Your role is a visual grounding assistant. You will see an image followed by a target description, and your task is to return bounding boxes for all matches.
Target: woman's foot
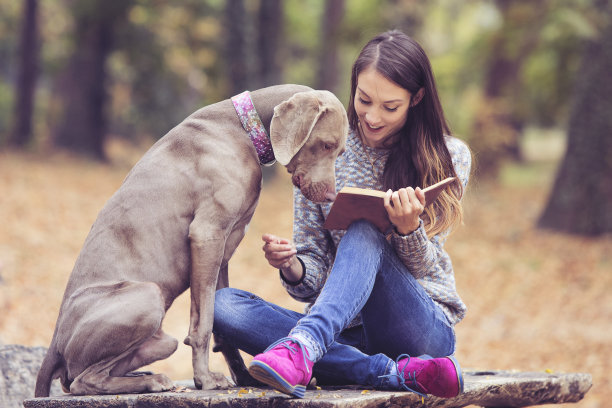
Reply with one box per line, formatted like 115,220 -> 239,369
248,337 -> 314,398
389,354 -> 464,398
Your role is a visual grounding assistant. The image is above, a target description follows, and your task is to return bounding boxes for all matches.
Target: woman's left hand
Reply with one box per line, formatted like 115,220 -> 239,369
383,187 -> 426,235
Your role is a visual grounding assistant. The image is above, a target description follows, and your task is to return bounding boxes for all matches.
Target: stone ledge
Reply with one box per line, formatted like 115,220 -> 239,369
23,370 -> 592,408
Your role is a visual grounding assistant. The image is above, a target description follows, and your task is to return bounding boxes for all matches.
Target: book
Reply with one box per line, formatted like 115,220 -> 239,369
323,177 -> 457,232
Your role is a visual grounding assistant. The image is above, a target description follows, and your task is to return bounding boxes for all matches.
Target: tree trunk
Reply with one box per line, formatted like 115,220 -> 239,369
256,0 -> 283,88
224,0 -> 249,95
316,0 -> 344,93
538,0 -> 612,235
10,0 -> 39,147
53,1 -> 130,159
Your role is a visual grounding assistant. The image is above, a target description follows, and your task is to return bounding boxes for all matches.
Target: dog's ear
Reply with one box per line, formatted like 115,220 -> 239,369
270,91 -> 327,165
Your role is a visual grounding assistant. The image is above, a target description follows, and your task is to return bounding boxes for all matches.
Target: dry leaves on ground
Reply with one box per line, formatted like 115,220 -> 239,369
0,141 -> 609,407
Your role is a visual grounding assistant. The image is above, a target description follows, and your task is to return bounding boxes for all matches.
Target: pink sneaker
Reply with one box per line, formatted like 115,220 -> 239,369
248,337 -> 314,398
392,354 -> 464,398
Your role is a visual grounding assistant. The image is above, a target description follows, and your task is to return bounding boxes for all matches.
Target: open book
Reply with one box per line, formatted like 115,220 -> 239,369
323,177 -> 457,232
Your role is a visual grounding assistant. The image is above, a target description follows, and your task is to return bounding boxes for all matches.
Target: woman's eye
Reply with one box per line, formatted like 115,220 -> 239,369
385,106 -> 399,112
359,98 -> 371,105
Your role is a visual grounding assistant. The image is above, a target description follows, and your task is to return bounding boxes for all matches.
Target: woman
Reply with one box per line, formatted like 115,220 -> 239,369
213,30 -> 471,399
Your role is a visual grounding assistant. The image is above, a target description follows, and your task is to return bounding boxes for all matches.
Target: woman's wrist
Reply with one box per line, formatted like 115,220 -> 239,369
280,256 -> 305,285
394,219 -> 422,236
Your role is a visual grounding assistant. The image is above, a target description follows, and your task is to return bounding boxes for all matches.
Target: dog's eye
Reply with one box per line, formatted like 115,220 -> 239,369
323,143 -> 333,151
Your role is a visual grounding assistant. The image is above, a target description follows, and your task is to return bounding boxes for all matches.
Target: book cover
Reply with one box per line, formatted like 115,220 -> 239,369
323,177 -> 457,232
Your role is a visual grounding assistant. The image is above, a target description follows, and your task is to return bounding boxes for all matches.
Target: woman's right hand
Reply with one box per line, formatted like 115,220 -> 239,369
262,233 -> 303,282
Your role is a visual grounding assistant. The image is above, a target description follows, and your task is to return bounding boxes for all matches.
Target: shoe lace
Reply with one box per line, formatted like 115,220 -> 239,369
379,354 -> 427,398
264,336 -> 312,374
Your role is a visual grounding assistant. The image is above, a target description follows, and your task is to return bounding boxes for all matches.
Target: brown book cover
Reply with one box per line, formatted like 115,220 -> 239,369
323,177 -> 457,232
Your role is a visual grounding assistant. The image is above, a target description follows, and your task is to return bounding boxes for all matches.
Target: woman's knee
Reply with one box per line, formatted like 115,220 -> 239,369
213,288 -> 252,333
214,287 -> 239,313
345,220 -> 386,247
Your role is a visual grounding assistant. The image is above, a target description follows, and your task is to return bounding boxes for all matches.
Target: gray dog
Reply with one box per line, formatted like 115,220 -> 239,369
35,84 -> 348,396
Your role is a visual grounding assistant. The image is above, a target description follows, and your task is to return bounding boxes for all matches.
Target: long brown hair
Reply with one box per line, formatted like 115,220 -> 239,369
347,30 -> 466,236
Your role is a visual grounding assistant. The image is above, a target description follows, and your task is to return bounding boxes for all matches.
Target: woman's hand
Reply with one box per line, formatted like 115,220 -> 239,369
261,233 -> 303,282
383,187 -> 426,235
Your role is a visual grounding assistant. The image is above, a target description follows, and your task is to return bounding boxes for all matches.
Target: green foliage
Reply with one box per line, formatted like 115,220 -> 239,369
0,1 -> 19,76
0,0 -> 19,140
282,0 -> 325,87
520,3 -> 596,127
110,0 -> 225,137
336,0 -> 387,103
0,0 -> 604,150
38,1 -> 74,74
0,81 -> 13,142
422,1 -> 501,137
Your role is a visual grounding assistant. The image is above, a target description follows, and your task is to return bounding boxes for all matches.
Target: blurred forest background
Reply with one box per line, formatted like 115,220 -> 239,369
1,0 -> 611,407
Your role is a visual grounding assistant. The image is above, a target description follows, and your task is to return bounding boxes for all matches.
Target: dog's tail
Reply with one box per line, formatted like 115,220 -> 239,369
35,344 -> 66,397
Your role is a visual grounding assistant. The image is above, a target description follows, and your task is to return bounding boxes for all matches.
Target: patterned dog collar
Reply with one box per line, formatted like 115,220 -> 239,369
232,91 -> 276,166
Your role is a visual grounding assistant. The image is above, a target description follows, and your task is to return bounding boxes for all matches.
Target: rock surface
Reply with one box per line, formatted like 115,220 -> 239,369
0,345 -> 62,408
23,369 -> 592,408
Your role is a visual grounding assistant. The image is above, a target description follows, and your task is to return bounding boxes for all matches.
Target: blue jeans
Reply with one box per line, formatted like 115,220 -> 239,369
213,220 -> 456,388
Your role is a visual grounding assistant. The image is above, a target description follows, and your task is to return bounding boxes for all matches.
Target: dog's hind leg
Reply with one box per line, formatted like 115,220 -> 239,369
70,352 -> 175,395
109,327 -> 178,377
61,281 -> 176,395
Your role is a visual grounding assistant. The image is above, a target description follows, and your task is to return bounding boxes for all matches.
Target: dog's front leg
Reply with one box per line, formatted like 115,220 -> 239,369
184,234 -> 232,390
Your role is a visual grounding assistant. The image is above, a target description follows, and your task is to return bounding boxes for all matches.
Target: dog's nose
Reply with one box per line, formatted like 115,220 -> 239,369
325,191 -> 337,202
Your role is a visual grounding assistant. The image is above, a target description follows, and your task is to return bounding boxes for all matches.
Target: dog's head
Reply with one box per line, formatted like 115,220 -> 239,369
270,90 -> 348,203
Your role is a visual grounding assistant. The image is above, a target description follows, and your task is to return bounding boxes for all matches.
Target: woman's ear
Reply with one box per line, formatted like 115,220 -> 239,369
410,88 -> 425,107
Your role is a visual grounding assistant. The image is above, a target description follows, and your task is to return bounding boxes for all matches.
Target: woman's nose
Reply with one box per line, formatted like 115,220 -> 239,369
365,111 -> 381,126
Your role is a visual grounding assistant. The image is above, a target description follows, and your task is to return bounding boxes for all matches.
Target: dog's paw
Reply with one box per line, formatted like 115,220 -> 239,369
194,371 -> 233,390
146,374 -> 175,392
211,371 -> 234,389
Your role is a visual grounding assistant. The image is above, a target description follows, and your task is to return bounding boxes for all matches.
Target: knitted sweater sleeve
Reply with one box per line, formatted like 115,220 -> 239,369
280,186 -> 335,303
389,136 -> 472,279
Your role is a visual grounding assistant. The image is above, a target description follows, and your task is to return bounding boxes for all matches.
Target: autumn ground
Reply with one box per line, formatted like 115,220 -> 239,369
0,135 -> 610,407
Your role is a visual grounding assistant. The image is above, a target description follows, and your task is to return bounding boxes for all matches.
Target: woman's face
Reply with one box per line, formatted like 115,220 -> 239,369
354,67 -> 413,148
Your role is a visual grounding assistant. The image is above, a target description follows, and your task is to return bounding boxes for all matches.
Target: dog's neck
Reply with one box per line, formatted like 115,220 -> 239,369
250,101 -> 274,137
231,91 -> 275,165
234,85 -> 313,165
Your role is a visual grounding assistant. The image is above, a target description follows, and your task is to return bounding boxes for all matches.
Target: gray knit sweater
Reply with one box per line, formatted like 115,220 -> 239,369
281,129 -> 471,326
